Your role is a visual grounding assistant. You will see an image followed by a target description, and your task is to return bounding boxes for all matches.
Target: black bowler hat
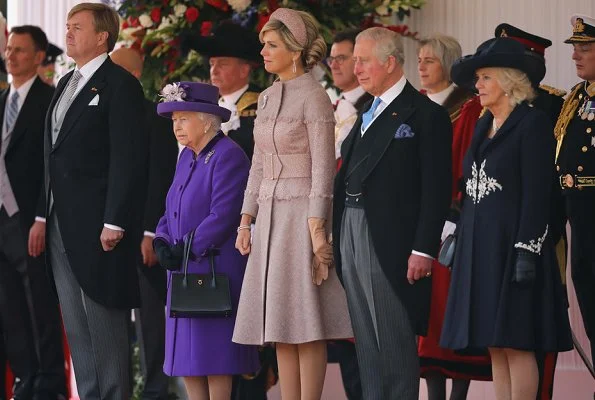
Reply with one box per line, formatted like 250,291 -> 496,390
42,43 -> 63,66
564,14 -> 595,43
451,37 -> 546,90
183,21 -> 261,64
495,23 -> 551,56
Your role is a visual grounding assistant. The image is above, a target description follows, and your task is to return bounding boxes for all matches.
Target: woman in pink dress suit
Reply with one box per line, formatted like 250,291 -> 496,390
233,8 -> 353,399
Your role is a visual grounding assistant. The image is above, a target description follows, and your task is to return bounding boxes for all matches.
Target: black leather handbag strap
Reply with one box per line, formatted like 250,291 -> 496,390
182,230 -> 195,288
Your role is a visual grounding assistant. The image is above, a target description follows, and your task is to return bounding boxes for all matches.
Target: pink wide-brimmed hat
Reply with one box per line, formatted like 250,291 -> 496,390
156,81 -> 231,122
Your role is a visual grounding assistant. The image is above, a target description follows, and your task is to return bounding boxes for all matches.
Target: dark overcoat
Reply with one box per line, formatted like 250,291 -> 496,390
440,103 -> 572,352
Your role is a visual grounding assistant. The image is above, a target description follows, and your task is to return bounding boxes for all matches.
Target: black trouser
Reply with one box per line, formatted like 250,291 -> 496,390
567,194 -> 595,365
0,209 -> 66,399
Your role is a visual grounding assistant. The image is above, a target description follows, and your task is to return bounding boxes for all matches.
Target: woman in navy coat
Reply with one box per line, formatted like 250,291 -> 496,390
153,82 -> 259,399
440,38 -> 572,400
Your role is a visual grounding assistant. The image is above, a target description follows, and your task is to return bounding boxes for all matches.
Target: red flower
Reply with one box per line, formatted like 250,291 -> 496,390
256,14 -> 271,32
150,7 -> 161,23
205,0 -> 229,11
185,7 -> 200,23
129,16 -> 140,27
121,20 -> 129,29
267,0 -> 279,11
200,21 -> 213,36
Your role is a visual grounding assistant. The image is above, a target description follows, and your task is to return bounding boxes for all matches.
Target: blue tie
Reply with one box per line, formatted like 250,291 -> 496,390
4,91 -> 19,136
361,97 -> 382,132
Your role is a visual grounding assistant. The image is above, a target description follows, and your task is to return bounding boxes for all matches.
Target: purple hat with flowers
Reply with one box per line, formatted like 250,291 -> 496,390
156,81 -> 231,121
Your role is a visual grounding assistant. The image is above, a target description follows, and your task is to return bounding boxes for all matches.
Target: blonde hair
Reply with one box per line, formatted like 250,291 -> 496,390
417,34 -> 462,82
68,3 -> 119,52
495,67 -> 536,106
356,27 -> 404,65
259,11 -> 326,71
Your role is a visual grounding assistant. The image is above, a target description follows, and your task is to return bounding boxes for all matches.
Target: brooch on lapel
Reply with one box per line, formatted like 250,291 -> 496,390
204,149 -> 215,164
261,94 -> 268,109
91,87 -> 98,92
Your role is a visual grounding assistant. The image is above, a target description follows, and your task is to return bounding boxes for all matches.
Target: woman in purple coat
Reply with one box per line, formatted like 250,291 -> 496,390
153,81 -> 259,399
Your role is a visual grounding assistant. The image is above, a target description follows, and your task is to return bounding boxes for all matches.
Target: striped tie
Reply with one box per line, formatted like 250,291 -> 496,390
55,70 -> 83,122
4,91 -> 19,137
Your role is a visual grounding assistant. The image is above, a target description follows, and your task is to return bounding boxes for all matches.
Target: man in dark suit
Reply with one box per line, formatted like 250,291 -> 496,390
185,21 -> 261,161
333,27 -> 452,400
110,46 -> 177,400
0,25 -> 66,400
44,4 -> 147,400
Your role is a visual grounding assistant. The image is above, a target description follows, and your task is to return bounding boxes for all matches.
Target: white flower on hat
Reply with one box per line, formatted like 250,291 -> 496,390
174,4 -> 187,17
139,14 -> 153,28
228,0 -> 251,13
160,83 -> 187,102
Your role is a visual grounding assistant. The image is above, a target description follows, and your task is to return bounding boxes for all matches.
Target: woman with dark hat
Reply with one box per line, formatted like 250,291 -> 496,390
153,81 -> 259,399
439,38 -> 572,400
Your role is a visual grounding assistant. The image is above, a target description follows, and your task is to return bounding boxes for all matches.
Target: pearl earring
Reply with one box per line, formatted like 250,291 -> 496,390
292,59 -> 297,74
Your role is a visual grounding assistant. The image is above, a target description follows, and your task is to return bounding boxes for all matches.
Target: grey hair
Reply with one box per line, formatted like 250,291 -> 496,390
196,112 -> 222,134
417,34 -> 462,82
356,27 -> 404,65
494,67 -> 536,107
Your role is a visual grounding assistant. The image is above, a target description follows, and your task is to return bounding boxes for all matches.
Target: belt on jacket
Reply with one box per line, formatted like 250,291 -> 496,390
262,153 -> 311,180
560,174 -> 595,189
344,192 -> 365,208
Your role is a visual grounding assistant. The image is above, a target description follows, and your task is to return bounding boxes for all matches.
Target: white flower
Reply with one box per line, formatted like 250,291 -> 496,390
157,16 -> 172,30
159,83 -> 187,102
173,4 -> 187,17
120,26 -> 143,41
139,14 -> 153,28
228,0 -> 252,13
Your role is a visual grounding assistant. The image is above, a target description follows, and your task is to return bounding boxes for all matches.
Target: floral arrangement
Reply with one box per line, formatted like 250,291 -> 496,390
104,0 -> 426,98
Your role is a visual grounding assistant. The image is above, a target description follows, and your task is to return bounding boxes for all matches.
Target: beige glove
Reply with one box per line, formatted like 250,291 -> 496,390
308,217 -> 333,285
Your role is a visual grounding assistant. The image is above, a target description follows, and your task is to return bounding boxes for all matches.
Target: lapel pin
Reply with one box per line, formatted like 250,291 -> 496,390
392,112 -> 398,117
91,87 -> 98,92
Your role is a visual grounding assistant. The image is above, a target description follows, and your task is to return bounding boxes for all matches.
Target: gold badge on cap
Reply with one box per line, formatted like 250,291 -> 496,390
575,18 -> 586,34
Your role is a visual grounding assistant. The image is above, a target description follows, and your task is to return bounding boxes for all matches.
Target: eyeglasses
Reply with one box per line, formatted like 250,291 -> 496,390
326,55 -> 351,65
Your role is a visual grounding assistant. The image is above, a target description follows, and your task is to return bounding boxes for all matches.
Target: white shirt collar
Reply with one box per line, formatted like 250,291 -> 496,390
220,84 -> 249,107
8,75 -> 37,110
378,75 -> 407,107
76,53 -> 108,81
427,83 -> 455,106
342,86 -> 365,105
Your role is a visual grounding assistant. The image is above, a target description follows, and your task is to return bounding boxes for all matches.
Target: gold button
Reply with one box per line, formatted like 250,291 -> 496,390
556,165 -> 560,171
579,94 -> 583,99
578,165 -> 584,172
588,127 -> 592,134
582,146 -> 588,152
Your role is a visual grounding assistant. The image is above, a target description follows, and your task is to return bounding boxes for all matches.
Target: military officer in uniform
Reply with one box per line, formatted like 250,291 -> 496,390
184,21 -> 261,161
555,14 -> 595,371
495,23 -> 567,400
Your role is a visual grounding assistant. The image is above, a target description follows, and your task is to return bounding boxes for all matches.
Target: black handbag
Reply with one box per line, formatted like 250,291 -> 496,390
169,231 -> 232,318
438,229 -> 457,268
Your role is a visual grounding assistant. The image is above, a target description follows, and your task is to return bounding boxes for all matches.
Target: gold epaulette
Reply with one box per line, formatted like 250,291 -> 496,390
540,84 -> 567,97
237,91 -> 259,113
554,83 -> 583,161
587,81 -> 595,98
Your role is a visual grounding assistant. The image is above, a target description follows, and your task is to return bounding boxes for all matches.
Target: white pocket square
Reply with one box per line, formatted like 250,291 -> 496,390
88,94 -> 99,106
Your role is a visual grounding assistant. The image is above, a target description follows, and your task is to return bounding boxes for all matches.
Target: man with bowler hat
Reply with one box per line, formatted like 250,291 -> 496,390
555,13 -> 595,376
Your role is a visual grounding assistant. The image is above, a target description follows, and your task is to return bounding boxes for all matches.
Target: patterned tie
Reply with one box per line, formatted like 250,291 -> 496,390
361,97 -> 382,132
55,70 -> 83,122
4,91 -> 19,137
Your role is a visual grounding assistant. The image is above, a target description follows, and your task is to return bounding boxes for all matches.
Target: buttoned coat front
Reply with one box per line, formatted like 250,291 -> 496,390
233,73 -> 353,345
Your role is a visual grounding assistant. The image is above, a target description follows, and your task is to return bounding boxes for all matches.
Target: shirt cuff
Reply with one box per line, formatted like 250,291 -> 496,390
412,250 -> 434,260
104,223 -> 125,232
35,217 -> 46,223
144,231 -> 156,238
